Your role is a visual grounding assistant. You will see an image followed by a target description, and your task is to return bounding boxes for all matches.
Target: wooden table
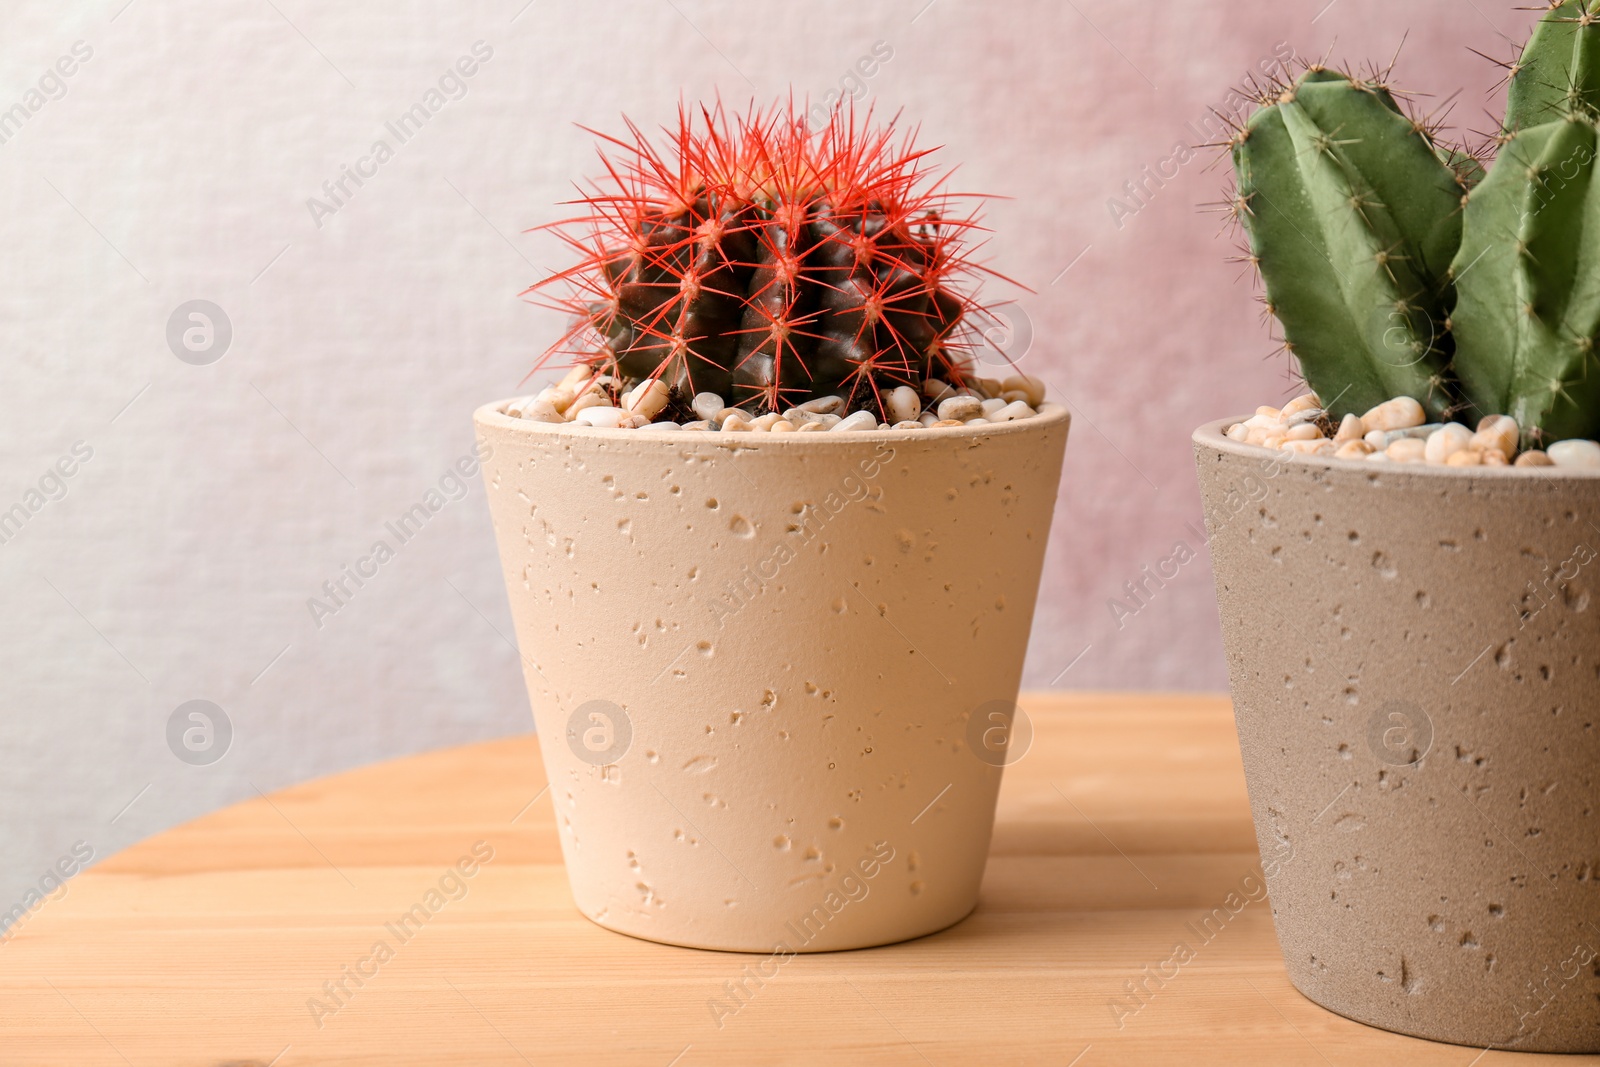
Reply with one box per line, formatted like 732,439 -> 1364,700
1,694 -> 1578,1066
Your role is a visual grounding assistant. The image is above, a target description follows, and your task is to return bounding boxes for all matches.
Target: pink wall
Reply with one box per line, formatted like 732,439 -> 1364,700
499,0 -> 1532,691
938,0 -> 1533,689
0,0 -> 1545,905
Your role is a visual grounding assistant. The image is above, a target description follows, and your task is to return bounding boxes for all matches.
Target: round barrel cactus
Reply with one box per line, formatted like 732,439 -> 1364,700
525,102 -> 1007,419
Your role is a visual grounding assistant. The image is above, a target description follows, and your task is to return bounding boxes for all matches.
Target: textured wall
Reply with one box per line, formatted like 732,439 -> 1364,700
0,0 -> 1534,918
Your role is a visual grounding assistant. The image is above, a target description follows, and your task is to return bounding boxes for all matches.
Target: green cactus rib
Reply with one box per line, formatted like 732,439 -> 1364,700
1450,115 -> 1600,441
1234,70 -> 1466,420
1507,0 -> 1600,132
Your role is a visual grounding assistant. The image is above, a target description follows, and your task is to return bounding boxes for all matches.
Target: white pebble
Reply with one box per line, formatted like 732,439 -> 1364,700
789,409 -> 836,428
921,378 -> 956,404
1284,423 -> 1322,442
892,420 -> 923,430
750,412 -> 785,431
566,391 -> 609,417
1367,424 -> 1439,449
692,392 -> 725,422
886,386 -> 922,423
1286,408 -> 1326,427
623,378 -> 671,420
574,406 -> 625,428
559,364 -> 594,389
1363,396 -> 1426,432
539,385 -> 576,413
1244,427 -> 1274,446
680,420 -> 710,431
937,396 -> 984,422
721,411 -> 753,432
1387,438 -> 1427,463
646,421 -> 682,431
799,395 -> 846,415
1226,423 -> 1250,442
770,419 -> 797,433
918,412 -> 939,428
1002,375 -> 1047,407
1547,439 -> 1600,468
618,413 -> 649,430
1335,440 -> 1374,460
1471,415 -> 1519,458
980,397 -> 1008,416
987,400 -> 1036,423
1334,414 -> 1366,443
517,400 -> 564,424
796,421 -> 826,432
1424,423 -> 1473,465
1282,393 -> 1322,417
831,410 -> 879,432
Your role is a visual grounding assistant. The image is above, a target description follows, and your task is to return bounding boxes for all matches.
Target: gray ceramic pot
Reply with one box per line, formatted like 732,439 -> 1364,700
1194,418 -> 1600,1053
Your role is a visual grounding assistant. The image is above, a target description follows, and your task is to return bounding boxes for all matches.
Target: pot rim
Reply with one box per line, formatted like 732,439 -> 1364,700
476,396 -> 1071,446
1194,416 -> 1600,480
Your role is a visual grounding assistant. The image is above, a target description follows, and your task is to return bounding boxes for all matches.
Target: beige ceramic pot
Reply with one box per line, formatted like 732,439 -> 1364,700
475,400 -> 1070,952
1194,418 -> 1600,1053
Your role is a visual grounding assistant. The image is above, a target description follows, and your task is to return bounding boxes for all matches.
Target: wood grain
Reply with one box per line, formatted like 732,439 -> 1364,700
0,693 -> 1577,1066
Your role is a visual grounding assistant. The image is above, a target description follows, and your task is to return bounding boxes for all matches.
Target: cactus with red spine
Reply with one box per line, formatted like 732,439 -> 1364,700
525,101 -> 1006,419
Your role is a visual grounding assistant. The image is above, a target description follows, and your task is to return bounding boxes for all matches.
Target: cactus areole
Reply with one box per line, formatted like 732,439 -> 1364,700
1227,0 -> 1600,446
525,101 -> 1012,422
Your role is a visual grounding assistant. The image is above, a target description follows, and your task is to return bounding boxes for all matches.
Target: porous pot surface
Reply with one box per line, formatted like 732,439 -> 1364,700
475,401 -> 1070,952
1195,418 -> 1600,1052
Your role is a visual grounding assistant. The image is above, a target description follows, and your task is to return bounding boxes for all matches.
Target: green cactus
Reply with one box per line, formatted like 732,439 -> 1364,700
1229,2 -> 1600,443
1450,114 -> 1600,440
1506,0 -> 1600,132
1232,69 -> 1467,421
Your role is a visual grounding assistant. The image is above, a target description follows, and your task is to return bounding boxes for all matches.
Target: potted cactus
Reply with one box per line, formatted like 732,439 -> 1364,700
474,101 -> 1069,952
1193,1 -> 1600,1052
